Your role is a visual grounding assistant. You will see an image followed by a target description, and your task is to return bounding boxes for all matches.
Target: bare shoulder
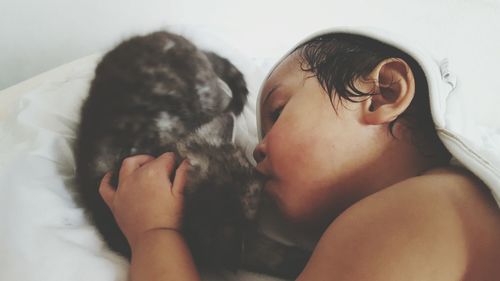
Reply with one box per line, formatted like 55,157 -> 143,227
297,166 -> 500,281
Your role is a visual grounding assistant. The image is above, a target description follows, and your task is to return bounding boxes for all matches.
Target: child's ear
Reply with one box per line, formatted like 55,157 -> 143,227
361,58 -> 415,125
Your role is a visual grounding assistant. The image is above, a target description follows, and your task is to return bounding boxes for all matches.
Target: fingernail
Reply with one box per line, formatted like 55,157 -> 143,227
167,152 -> 176,158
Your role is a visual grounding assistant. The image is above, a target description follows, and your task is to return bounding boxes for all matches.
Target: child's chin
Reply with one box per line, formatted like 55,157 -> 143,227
263,180 -> 282,203
276,201 -> 310,225
281,202 -> 331,230
263,183 -> 316,224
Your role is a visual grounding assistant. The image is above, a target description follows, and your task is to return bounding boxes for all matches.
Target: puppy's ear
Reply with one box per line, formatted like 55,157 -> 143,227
360,58 -> 415,125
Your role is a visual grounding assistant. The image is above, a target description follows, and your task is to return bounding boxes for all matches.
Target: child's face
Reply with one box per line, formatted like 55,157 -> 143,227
254,53 -> 385,226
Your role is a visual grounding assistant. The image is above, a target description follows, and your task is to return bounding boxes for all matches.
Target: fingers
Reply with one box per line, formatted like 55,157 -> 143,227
119,154 -> 155,183
116,153 -> 187,195
172,159 -> 190,196
156,152 -> 177,176
149,153 -> 189,195
99,172 -> 114,208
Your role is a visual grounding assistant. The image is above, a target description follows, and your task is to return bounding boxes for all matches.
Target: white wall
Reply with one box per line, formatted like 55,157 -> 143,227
1,0 -> 499,124
0,0 -> 497,85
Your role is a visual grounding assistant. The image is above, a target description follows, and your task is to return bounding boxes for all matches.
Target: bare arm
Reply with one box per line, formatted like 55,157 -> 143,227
129,228 -> 200,281
99,153 -> 201,281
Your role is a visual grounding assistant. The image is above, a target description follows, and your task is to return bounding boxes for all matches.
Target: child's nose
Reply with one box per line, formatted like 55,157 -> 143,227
252,142 -> 266,163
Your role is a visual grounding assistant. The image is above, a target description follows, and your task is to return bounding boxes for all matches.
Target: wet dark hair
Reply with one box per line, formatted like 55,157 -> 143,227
294,32 -> 451,161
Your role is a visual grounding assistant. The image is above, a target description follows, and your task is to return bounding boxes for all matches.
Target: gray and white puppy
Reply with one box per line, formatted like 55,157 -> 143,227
73,31 -> 309,278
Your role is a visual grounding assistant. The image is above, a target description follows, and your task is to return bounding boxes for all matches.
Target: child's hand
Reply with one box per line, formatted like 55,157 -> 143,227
99,152 -> 190,249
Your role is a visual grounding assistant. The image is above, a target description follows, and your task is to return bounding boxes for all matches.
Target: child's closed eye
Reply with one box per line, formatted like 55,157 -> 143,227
270,106 -> 284,122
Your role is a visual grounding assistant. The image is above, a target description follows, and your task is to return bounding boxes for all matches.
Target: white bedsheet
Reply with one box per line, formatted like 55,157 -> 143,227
1,24 -> 500,281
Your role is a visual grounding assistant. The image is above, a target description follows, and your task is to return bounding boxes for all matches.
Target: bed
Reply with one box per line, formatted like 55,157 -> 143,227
1,18 -> 500,281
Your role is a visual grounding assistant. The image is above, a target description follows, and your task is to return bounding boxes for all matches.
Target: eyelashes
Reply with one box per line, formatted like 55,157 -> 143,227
269,105 -> 284,122
263,89 -> 288,125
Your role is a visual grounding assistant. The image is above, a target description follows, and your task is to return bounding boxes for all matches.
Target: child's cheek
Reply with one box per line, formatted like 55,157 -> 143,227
267,123 -> 310,178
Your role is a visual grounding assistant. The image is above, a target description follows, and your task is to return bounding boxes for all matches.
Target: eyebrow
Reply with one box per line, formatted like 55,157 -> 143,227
263,84 -> 281,104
